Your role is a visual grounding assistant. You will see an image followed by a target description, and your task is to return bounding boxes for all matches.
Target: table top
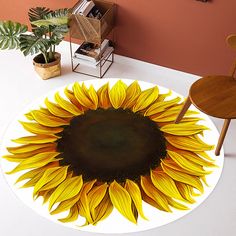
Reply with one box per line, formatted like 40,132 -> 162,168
190,75 -> 236,119
0,41 -> 236,236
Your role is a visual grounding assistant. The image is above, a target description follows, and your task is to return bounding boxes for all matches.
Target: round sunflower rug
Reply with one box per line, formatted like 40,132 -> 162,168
0,78 -> 224,233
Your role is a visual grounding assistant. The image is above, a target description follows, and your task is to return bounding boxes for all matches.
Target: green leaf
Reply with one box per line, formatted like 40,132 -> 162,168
51,25 -> 69,45
29,7 -> 52,24
19,34 -> 49,56
32,17 -> 68,27
0,20 -> 27,50
33,26 -> 48,37
32,8 -> 69,27
45,8 -> 70,20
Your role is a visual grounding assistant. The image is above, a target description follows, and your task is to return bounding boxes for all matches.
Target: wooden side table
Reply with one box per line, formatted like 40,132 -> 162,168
175,75 -> 236,156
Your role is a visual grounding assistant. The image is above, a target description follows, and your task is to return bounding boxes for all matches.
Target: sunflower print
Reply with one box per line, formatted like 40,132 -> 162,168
2,80 -> 216,226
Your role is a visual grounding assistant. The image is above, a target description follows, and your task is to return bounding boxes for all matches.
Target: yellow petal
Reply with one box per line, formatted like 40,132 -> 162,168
39,107 -> 52,115
97,83 -> 111,109
196,151 -> 215,162
58,204 -> 79,223
21,171 -> 46,188
30,110 -> 69,127
194,134 -> 215,148
15,162 -> 59,183
140,176 -> 171,212
25,108 -> 53,121
125,179 -> 148,220
132,86 -> 159,112
6,152 -> 61,174
156,90 -> 172,102
45,98 -> 74,118
161,158 -> 205,177
150,170 -> 187,202
122,81 -> 141,109
175,182 -> 196,203
3,145 -> 57,162
200,175 -> 210,187
161,162 -> 204,193
73,82 -> 98,110
16,167 -> 48,184
33,166 -> 69,198
88,183 -> 108,219
50,191 -> 82,215
175,150 -> 216,168
25,112 -> 34,120
142,190 -> 165,211
108,80 -> 127,109
49,175 -> 83,210
92,192 -> 113,225
42,189 -> 55,204
109,180 -> 137,224
160,123 -> 209,136
179,117 -> 203,124
78,180 -> 97,224
12,134 -> 59,144
25,108 -> 52,120
64,87 -> 84,110
54,92 -> 83,116
187,184 -> 201,197
166,196 -> 189,210
167,150 -> 212,175
35,188 -> 54,202
87,85 -> 99,109
151,108 -> 198,123
73,82 -> 92,108
145,97 -> 181,116
19,121 -> 63,135
165,135 -> 214,152
7,143 -> 57,154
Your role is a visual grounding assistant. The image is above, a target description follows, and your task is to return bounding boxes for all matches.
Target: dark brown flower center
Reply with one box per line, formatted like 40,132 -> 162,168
57,108 -> 166,182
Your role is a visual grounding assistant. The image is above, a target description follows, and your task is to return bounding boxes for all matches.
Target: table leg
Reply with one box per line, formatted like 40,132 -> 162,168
215,119 -> 231,156
175,96 -> 192,124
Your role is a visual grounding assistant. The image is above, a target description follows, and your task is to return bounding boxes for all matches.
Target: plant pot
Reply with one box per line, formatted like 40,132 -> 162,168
33,52 -> 61,80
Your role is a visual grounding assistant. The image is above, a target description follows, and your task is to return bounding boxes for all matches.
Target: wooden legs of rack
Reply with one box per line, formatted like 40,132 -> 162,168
215,119 -> 231,156
175,96 -> 230,156
175,96 -> 192,124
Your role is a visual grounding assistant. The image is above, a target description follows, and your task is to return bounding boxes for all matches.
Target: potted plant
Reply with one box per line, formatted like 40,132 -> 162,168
0,7 -> 69,80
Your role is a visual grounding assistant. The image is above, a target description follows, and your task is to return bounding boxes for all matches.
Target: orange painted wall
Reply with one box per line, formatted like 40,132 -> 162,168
0,0 -> 235,75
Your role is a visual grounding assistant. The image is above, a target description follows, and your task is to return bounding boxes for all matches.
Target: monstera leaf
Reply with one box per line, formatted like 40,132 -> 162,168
45,8 -> 70,20
51,24 -> 69,45
29,7 -> 52,23
0,21 -> 28,49
31,8 -> 69,27
19,34 -> 50,56
32,26 -> 49,38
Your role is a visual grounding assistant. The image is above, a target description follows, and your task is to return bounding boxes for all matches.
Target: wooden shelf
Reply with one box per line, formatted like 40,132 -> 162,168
69,0 -> 115,78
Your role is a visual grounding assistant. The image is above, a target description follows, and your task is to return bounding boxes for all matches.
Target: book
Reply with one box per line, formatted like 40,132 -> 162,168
78,1 -> 95,16
72,0 -> 87,14
73,46 -> 114,68
72,0 -> 103,18
74,39 -> 110,62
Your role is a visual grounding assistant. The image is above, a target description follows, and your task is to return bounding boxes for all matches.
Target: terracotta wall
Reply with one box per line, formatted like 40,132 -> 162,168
0,0 -> 235,75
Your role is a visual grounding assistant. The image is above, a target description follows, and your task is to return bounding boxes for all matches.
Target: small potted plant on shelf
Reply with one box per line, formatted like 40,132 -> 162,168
0,7 -> 69,80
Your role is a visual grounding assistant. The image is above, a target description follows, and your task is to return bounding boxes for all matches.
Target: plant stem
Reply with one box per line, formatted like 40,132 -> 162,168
48,26 -> 53,61
42,52 -> 48,64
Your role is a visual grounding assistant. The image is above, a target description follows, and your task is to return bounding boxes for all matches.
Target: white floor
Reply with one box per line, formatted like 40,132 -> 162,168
0,41 -> 235,236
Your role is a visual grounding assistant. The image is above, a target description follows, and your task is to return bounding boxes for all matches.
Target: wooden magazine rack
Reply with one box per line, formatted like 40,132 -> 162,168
69,0 -> 115,78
